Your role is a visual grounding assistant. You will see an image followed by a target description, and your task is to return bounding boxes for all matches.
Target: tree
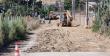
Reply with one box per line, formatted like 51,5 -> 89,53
64,0 -> 72,10
64,0 -> 85,10
92,0 -> 110,34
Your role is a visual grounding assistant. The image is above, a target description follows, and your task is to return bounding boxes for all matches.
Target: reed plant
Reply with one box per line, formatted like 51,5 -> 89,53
0,15 -> 27,47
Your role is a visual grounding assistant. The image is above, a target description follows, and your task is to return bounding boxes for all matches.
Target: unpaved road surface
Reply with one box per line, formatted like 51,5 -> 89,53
25,20 -> 110,52
1,18 -> 110,56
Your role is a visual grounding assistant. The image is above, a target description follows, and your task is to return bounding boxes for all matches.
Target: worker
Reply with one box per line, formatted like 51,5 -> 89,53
38,15 -> 41,24
48,11 -> 53,24
58,12 -> 67,26
63,12 -> 67,26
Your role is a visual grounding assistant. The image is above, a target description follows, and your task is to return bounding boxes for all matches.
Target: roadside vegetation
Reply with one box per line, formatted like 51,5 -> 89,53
0,16 -> 26,47
92,0 -> 110,35
0,0 -> 55,48
0,0 -> 110,51
0,0 -> 42,48
64,0 -> 85,11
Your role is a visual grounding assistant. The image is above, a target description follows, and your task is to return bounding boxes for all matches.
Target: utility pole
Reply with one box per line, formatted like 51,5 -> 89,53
79,0 -> 81,26
32,1 -> 35,11
33,0 -> 35,17
72,0 -> 75,19
60,0 -> 64,11
57,0 -> 61,12
86,0 -> 89,27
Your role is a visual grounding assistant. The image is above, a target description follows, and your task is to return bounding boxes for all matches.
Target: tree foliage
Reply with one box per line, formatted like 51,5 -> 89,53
93,0 -> 110,34
64,0 -> 85,10
0,0 -> 43,16
64,0 -> 72,10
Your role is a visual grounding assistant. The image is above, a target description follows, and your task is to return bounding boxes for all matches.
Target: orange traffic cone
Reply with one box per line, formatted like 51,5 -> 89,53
15,42 -> 20,56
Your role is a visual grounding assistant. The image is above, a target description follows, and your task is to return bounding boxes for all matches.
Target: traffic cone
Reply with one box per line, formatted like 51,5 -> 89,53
15,42 -> 20,56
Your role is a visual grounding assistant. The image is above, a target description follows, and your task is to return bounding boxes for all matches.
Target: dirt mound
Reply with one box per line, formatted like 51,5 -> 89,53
26,29 -> 75,52
25,28 -> 110,52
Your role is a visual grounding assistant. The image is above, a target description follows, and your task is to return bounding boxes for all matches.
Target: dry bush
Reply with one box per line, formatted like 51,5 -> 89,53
24,16 -> 40,31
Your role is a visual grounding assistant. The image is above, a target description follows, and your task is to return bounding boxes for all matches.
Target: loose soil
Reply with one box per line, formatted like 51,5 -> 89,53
26,20 -> 110,52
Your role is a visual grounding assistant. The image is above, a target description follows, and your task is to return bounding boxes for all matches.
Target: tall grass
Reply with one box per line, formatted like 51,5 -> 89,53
0,14 -> 40,47
92,0 -> 110,35
92,19 -> 101,32
0,15 -> 27,47
0,15 -> 3,46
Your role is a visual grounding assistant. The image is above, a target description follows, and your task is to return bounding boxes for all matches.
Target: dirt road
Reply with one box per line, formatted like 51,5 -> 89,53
1,19 -> 110,56
23,20 -> 110,52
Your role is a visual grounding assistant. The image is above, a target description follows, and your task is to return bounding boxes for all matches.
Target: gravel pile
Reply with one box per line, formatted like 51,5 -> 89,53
26,29 -> 76,52
26,28 -> 110,52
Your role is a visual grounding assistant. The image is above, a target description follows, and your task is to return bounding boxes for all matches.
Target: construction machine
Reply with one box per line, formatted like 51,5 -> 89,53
58,10 -> 73,27
49,11 -> 59,20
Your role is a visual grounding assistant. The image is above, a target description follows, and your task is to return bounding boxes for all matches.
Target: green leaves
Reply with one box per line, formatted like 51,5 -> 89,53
64,0 -> 85,10
0,15 -> 3,46
93,0 -> 110,34
92,20 -> 101,32
64,0 -> 72,10
0,15 -> 27,47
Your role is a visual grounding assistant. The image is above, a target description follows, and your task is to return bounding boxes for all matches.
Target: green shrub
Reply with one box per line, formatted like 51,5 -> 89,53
93,0 -> 110,34
13,16 -> 27,40
0,13 -> 40,47
92,20 -> 101,32
8,17 -> 16,41
0,16 -> 3,46
2,17 -> 10,42
0,32 -> 3,46
0,15 -> 28,47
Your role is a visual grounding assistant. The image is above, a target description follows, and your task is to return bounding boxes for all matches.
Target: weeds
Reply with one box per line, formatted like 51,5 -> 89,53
0,15 -> 28,47
92,20 -> 101,32
0,15 -> 39,47
0,16 -> 3,47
